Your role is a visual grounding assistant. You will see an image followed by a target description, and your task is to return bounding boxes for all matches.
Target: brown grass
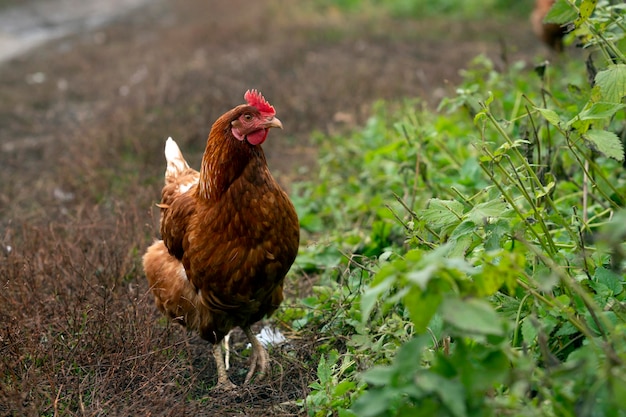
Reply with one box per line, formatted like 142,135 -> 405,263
0,0 -> 545,414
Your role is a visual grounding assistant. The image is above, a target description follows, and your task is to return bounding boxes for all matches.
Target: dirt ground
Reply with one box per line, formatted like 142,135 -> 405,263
0,0 -> 548,415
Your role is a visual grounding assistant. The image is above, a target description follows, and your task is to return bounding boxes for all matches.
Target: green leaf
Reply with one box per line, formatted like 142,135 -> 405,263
484,219 -> 510,251
575,0 -> 598,27
414,373 -> 468,417
350,389 -> 397,417
521,317 -> 538,345
595,64 -> 626,103
338,409 -> 358,417
421,198 -> 464,233
441,297 -> 505,336
361,276 -> 394,322
317,353 -> 331,385
536,181 -> 555,199
447,234 -> 473,258
484,91 -> 494,107
588,279 -> 612,300
454,343 -> 510,395
360,366 -> 396,387
473,266 -> 506,297
576,102 -> 626,121
404,286 -> 442,333
300,212 -> 325,232
394,335 -> 431,374
406,263 -> 438,290
447,220 -> 477,257
595,267 -> 623,296
585,310 -> 618,336
474,111 -> 487,125
554,321 -> 579,337
583,129 -> 625,161
544,0 -> 578,24
466,200 -> 509,224
535,107 -> 562,126
481,250 -> 524,294
334,380 -> 356,396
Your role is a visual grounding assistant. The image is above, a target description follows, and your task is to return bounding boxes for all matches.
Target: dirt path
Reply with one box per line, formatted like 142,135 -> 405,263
0,0 -> 547,415
0,0 -> 151,63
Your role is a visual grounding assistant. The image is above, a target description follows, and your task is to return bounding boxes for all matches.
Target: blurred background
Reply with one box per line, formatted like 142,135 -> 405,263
0,0 -> 547,192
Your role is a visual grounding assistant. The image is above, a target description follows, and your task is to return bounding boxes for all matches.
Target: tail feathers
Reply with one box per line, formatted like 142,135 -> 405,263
164,137 -> 200,193
143,240 -> 244,344
143,240 -> 204,328
165,137 -> 191,182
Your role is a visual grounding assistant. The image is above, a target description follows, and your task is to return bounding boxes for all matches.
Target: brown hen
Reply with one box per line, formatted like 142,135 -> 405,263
531,0 -> 566,52
143,90 -> 300,389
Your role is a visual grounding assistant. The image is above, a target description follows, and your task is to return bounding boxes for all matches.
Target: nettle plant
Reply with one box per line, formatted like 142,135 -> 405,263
350,1 -> 626,416
293,1 -> 626,416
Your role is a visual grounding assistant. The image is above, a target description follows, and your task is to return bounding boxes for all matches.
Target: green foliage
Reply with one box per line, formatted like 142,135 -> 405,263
289,0 -> 626,415
311,0 -> 531,19
302,350 -> 362,416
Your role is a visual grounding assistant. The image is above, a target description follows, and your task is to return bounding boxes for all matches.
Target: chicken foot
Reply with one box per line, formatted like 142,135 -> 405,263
243,326 -> 270,384
212,342 -> 236,390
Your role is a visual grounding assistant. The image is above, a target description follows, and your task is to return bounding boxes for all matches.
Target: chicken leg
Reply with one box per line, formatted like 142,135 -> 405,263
212,342 -> 236,390
243,326 -> 270,384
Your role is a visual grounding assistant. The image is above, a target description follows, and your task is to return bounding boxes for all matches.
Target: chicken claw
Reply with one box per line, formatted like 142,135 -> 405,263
243,326 -> 270,384
212,342 -> 236,390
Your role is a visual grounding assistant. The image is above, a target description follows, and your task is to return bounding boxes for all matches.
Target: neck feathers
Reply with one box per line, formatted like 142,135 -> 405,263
196,111 -> 265,200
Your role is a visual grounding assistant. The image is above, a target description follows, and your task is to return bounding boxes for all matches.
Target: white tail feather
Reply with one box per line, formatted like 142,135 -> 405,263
165,137 -> 190,179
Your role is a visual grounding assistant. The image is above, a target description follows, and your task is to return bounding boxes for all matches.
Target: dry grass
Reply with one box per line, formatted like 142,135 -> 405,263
0,225 -> 313,415
0,0 -> 545,414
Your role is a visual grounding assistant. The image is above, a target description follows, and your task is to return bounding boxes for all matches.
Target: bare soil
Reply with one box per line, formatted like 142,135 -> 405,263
0,0 -> 547,415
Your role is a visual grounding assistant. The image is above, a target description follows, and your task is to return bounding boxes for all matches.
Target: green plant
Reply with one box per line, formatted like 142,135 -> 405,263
302,349 -> 362,417
292,0 -> 626,415
311,0 -> 530,19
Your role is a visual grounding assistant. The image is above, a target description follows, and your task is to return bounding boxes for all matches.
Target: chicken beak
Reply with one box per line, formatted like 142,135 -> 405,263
265,116 -> 283,130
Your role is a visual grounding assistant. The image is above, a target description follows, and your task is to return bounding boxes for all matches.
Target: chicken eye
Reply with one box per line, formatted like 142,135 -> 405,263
243,113 -> 253,121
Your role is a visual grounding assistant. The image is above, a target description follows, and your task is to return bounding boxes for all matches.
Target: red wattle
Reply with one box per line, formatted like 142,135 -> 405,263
247,129 -> 269,145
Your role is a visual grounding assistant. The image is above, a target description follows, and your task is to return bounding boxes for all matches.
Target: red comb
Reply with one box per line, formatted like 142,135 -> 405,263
244,89 -> 275,115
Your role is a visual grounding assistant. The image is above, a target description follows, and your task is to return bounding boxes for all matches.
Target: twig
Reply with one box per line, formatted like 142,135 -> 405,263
338,249 -> 375,274
53,384 -> 63,417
